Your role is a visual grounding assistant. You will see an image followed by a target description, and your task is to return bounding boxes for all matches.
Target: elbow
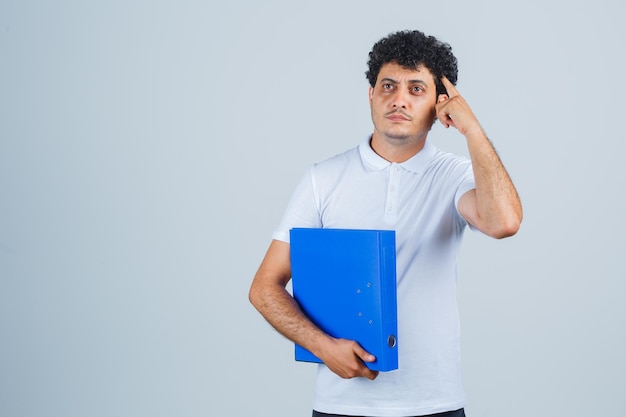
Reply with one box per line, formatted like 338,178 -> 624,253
248,281 -> 262,311
482,201 -> 523,239
488,214 -> 522,239
248,277 -> 277,313
490,223 -> 520,239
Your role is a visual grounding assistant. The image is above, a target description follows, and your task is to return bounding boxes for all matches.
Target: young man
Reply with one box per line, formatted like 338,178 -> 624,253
249,30 -> 522,417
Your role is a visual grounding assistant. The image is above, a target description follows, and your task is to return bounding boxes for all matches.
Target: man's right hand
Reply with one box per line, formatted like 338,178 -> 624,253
317,337 -> 379,380
249,240 -> 379,381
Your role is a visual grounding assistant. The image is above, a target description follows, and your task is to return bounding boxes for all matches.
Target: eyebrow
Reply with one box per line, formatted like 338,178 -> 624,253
380,77 -> 429,86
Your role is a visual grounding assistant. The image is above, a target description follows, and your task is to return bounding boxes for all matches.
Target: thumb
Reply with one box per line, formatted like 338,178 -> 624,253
353,345 -> 376,363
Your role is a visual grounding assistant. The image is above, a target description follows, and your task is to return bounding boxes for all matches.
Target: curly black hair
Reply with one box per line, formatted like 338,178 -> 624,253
365,30 -> 458,97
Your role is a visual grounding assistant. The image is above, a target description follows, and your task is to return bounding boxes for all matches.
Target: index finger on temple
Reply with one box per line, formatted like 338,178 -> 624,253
441,76 -> 459,97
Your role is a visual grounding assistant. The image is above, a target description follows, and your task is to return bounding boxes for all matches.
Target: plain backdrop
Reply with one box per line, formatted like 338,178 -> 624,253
1,1 -> 625,416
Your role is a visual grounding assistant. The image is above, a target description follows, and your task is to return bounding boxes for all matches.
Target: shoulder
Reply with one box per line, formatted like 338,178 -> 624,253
427,148 -> 472,177
309,145 -> 361,177
315,145 -> 360,167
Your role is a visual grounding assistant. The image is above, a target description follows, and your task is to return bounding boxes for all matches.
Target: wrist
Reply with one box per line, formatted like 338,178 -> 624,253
464,125 -> 489,146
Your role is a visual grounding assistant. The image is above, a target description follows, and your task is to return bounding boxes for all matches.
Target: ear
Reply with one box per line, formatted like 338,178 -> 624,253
368,86 -> 374,102
437,94 -> 449,104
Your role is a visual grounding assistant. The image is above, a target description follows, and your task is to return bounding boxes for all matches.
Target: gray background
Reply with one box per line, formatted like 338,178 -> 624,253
1,1 -> 624,416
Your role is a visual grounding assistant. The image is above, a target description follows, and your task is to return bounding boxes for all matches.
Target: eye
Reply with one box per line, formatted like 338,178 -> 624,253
383,83 -> 394,90
411,85 -> 424,94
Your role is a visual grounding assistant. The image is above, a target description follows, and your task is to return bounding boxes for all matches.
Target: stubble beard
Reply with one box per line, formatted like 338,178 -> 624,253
377,123 -> 432,146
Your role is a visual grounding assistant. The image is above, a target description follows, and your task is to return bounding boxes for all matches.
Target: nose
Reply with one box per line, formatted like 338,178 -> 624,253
391,88 -> 410,109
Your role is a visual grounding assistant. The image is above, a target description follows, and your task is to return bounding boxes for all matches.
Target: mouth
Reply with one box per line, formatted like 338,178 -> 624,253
385,111 -> 411,122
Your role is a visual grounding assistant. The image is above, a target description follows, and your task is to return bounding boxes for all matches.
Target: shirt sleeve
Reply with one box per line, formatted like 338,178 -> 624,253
271,166 -> 322,243
453,159 -> 476,230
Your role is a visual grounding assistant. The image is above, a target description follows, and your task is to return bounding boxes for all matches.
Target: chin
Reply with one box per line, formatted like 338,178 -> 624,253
385,134 -> 412,142
383,129 -> 419,141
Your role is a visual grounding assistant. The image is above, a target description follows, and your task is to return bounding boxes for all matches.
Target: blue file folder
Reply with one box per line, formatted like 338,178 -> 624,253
290,228 -> 398,371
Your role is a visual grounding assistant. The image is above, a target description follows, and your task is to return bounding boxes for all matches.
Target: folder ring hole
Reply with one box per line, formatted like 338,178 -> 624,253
387,335 -> 397,348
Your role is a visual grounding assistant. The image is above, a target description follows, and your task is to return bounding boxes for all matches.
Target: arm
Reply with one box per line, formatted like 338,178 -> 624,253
248,239 -> 379,380
436,77 -> 522,239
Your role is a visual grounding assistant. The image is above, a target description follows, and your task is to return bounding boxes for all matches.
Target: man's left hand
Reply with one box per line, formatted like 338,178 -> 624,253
436,76 -> 484,138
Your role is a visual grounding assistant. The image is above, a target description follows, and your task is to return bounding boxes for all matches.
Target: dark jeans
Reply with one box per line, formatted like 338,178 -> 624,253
312,408 -> 465,417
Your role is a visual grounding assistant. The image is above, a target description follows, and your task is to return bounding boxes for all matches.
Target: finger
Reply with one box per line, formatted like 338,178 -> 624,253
347,343 -> 381,379
441,76 -> 459,97
354,350 -> 378,379
354,344 -> 376,363
435,99 -> 452,128
353,346 -> 379,380
363,369 -> 379,380
437,108 -> 454,129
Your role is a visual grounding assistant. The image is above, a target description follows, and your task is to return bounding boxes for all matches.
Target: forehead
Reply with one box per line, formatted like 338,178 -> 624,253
376,62 -> 436,86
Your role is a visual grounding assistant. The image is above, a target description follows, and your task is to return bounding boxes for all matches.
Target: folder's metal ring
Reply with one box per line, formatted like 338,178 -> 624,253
387,334 -> 397,348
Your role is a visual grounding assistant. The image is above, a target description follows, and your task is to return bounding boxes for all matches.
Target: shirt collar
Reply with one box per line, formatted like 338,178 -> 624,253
358,136 -> 437,174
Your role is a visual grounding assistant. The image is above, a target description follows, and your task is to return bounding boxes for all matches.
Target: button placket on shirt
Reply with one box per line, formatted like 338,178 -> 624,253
385,163 -> 401,217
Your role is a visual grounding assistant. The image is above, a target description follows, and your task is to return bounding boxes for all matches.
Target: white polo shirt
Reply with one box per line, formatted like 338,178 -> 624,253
273,138 -> 476,417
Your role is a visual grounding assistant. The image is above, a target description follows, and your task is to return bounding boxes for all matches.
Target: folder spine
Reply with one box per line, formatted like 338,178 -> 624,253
378,232 -> 398,370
